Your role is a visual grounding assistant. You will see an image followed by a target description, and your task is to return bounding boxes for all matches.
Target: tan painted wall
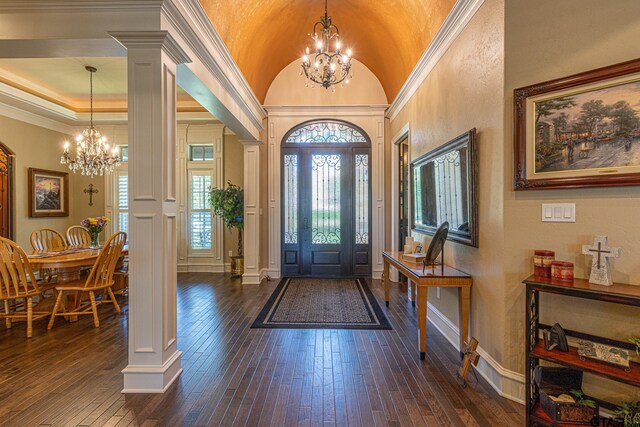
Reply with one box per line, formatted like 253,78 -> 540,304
264,59 -> 387,107
0,115 -> 105,249
388,0 -> 640,403
504,0 -> 640,402
388,0 -> 507,365
223,133 -> 244,263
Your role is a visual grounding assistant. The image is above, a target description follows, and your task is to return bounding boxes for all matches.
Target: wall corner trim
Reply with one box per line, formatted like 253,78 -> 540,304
426,301 -> 525,405
385,0 -> 486,121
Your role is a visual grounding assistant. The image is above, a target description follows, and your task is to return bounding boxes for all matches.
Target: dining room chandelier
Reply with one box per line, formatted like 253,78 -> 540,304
301,0 -> 353,89
61,65 -> 120,178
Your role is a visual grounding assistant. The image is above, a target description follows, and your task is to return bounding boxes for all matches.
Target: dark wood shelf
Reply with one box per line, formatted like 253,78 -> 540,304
524,275 -> 640,306
532,404 -> 591,427
524,276 -> 640,426
531,340 -> 640,387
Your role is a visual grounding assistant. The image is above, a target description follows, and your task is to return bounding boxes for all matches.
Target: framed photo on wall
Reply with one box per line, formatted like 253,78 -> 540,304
28,168 -> 69,217
514,58 -> 640,190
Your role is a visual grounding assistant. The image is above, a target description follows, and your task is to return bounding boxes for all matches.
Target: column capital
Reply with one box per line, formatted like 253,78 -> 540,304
239,139 -> 263,146
109,30 -> 191,64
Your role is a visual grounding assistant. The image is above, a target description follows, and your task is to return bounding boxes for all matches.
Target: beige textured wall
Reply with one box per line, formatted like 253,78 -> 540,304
504,0 -> 640,401
389,0 -> 640,403
0,115 -> 105,249
223,133 -> 244,264
264,59 -> 387,106
388,0 -> 506,364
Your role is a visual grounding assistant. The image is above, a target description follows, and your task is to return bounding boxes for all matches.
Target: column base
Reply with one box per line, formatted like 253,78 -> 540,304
121,350 -> 183,393
242,272 -> 262,285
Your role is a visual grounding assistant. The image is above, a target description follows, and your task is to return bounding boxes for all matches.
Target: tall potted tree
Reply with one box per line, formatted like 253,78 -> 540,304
209,182 -> 244,276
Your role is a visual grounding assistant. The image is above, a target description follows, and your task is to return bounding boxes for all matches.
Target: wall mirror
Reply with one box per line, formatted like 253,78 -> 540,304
411,128 -> 478,247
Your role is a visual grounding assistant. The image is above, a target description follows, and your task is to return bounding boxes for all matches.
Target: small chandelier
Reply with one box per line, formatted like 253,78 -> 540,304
301,0 -> 353,89
61,65 -> 120,178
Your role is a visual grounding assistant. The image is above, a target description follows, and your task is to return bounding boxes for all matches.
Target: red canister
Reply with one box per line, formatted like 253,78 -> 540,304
534,250 -> 555,277
551,261 -> 574,282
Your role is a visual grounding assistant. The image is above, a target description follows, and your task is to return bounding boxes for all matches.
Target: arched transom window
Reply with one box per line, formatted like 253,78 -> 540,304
284,120 -> 369,144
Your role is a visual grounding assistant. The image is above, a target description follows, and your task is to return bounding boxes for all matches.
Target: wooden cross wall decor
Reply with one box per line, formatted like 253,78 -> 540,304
581,235 -> 620,286
84,184 -> 98,206
458,337 -> 479,388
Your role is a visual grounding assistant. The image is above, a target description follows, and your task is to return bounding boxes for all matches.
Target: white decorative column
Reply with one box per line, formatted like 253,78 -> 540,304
240,139 -> 263,285
110,31 -> 190,393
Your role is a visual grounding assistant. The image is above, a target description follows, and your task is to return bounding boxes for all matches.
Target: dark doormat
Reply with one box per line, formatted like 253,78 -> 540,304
251,277 -> 392,330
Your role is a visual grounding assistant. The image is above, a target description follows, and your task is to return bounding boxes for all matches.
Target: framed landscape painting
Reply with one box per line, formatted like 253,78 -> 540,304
28,168 -> 69,217
514,58 -> 640,190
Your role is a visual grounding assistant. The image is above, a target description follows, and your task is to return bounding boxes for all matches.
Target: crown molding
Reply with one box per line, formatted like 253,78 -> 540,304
386,0 -> 485,121
162,0 -> 266,132
0,102 -> 75,135
265,104 -> 389,117
0,0 -> 163,13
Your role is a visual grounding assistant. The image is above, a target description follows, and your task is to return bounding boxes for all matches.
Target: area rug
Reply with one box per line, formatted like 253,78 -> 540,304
251,277 -> 392,330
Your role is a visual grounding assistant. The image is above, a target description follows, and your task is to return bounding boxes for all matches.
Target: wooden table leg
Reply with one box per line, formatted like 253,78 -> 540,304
417,284 -> 427,360
458,285 -> 471,360
410,280 -> 416,307
383,259 -> 390,307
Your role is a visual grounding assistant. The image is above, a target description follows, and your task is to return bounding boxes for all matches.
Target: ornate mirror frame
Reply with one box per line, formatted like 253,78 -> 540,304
410,129 -> 478,247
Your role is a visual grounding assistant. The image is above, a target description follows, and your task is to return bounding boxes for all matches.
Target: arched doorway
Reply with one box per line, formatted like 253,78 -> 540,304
281,119 -> 371,277
0,142 -> 14,239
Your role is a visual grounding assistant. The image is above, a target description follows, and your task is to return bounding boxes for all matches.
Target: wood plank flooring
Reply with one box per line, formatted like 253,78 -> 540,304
0,274 -> 523,426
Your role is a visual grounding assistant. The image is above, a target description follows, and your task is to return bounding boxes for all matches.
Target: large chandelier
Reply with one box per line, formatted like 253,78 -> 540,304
301,0 -> 353,89
61,66 -> 120,178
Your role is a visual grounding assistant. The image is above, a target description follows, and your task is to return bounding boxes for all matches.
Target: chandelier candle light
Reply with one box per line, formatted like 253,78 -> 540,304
301,0 -> 353,89
61,66 -> 121,178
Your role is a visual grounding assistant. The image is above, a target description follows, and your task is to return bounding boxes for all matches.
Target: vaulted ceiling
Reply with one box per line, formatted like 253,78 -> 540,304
199,0 -> 456,103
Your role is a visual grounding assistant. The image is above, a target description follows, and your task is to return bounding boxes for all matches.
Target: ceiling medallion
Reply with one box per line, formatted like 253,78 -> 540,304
301,0 -> 353,90
61,66 -> 121,178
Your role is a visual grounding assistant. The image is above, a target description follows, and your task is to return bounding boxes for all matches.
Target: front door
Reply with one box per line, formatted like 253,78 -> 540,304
281,120 -> 371,277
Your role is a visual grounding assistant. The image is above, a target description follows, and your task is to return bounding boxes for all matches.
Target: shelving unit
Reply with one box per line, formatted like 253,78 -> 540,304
523,275 -> 640,427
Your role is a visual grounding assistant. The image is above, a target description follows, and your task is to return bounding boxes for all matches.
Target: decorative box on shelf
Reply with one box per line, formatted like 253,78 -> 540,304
534,366 -> 598,425
402,252 -> 426,263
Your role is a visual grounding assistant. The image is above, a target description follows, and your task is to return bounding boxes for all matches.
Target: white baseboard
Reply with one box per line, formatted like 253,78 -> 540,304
177,263 -> 228,273
121,350 -> 183,393
425,302 -> 525,404
372,269 -> 383,280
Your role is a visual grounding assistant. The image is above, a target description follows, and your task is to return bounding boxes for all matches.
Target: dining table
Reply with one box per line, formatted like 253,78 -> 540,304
28,245 -> 128,321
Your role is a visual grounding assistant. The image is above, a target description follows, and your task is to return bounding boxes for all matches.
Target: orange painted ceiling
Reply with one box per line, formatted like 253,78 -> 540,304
199,0 -> 456,103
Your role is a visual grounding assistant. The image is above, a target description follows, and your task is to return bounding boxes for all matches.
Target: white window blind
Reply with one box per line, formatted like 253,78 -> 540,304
116,172 -> 129,235
190,174 -> 212,250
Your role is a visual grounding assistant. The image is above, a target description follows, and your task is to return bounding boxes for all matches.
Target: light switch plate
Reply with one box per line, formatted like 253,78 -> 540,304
541,203 -> 575,223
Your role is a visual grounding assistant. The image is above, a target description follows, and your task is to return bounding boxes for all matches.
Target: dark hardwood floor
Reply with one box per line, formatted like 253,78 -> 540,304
0,274 -> 523,426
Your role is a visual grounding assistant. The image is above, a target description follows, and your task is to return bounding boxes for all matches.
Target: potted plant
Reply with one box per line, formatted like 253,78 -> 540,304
209,182 -> 244,276
614,401 -> 640,427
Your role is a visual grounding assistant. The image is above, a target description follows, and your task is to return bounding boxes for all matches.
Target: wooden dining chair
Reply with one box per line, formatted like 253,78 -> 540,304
48,232 -> 126,329
30,229 -> 66,252
66,226 -> 91,248
0,237 -> 50,338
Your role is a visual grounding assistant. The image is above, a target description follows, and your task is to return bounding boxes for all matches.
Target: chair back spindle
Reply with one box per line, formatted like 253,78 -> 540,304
83,232 -> 127,290
66,226 -> 91,248
0,237 -> 40,300
30,229 -> 66,252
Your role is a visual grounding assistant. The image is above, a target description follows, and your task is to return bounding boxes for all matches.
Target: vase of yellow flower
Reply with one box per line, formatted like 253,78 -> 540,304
81,216 -> 110,248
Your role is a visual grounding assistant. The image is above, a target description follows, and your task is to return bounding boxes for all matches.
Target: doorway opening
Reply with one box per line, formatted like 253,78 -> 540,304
281,120 -> 371,277
0,142 -> 14,239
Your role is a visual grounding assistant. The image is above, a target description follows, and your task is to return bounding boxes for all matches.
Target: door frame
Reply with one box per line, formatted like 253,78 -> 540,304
390,123 -> 411,282
265,106 -> 387,280
0,142 -> 15,240
280,120 -> 372,277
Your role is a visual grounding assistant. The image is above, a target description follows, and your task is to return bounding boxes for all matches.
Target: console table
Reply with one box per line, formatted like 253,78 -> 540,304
523,275 -> 640,427
382,251 -> 473,360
